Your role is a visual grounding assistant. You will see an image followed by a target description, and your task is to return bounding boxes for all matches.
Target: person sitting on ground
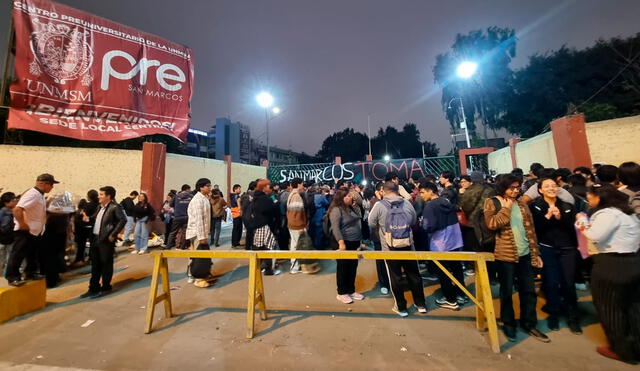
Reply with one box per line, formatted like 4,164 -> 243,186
484,174 -> 549,343
419,181 -> 467,311
368,181 -> 426,317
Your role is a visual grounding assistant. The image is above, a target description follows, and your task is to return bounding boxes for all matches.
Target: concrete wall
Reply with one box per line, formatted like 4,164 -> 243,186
164,154 -> 227,196
515,132 -> 558,171
231,162 -> 266,190
586,115 -> 640,166
487,146 -> 512,174
0,145 -> 141,201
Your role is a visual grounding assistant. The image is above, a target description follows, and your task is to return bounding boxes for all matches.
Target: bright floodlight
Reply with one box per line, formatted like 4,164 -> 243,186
456,61 -> 478,79
361,180 -> 368,186
256,92 -> 274,108
383,155 -> 391,162
272,106 -> 281,115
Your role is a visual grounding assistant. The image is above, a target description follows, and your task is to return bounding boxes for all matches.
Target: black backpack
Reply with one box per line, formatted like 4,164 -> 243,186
472,197 -> 501,249
241,194 -> 259,229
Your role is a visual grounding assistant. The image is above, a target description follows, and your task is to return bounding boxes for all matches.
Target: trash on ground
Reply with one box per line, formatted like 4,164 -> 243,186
81,320 -> 95,328
507,354 -> 512,360
400,347 -> 408,352
171,286 -> 181,290
36,355 -> 43,359
140,306 -> 146,309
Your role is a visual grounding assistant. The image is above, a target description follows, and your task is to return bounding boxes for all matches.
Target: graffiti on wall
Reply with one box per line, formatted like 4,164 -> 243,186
268,157 -> 457,184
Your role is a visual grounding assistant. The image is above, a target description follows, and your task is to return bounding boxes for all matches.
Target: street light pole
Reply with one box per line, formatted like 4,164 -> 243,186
265,108 -> 270,165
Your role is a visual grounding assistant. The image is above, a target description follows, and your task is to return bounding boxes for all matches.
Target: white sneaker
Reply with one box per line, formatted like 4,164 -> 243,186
290,269 -> 302,275
336,294 -> 353,304
130,250 -> 138,254
138,250 -> 147,254
350,292 -> 365,301
413,304 -> 428,314
392,305 -> 409,317
380,287 -> 389,295
575,283 -> 587,291
187,276 -> 194,284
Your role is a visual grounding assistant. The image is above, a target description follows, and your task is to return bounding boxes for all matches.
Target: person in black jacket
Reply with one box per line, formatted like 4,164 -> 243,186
120,191 -> 138,244
439,170 -> 458,206
249,179 -> 281,275
80,186 -> 126,299
131,193 -> 155,254
73,189 -> 99,266
530,178 -> 581,334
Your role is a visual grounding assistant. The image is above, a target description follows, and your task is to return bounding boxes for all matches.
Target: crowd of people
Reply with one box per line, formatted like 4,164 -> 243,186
1,159 -> 639,364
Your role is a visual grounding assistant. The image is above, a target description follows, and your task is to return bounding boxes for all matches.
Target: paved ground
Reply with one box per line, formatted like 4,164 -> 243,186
0,226 -> 636,371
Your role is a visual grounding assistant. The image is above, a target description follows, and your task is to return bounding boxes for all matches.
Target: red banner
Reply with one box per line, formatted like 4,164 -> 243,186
8,0 -> 194,141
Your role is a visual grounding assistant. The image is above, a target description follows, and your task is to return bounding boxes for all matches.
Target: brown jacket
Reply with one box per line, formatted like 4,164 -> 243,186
484,197 -> 539,264
210,197 -> 227,218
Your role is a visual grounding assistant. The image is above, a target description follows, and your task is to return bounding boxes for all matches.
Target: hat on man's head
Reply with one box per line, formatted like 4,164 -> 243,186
469,171 -> 485,183
37,173 -> 59,184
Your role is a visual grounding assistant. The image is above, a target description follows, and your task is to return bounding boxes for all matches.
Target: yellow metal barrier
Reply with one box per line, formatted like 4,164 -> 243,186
144,250 -> 500,353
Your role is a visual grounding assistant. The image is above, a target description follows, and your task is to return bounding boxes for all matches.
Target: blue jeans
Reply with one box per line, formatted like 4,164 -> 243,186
210,217 -> 223,245
134,217 -> 150,252
123,215 -> 135,241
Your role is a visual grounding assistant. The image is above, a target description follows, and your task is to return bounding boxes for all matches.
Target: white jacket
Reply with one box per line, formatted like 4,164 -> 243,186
583,207 -> 640,254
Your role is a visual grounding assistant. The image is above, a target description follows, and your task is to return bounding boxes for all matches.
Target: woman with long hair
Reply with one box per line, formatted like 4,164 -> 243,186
579,183 -> 640,364
132,192 -> 155,254
327,189 -> 363,304
529,178 -> 581,334
484,174 -> 549,343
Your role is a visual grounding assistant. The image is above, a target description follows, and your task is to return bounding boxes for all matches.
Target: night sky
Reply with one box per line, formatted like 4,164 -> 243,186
1,0 -> 639,156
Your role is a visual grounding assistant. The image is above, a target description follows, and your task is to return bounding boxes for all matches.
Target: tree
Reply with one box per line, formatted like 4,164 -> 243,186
497,33 -> 640,137
316,123 -> 439,162
433,27 -> 517,142
315,128 -> 369,162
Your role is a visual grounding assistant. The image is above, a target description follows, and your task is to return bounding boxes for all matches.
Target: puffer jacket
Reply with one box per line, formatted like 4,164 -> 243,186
484,197 -> 539,264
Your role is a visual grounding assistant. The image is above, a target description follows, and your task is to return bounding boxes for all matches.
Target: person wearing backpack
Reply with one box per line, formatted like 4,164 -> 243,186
368,181 -> 426,317
618,161 -> 640,215
419,181 -> 466,311
0,192 -> 18,277
328,189 -> 364,304
484,174 -> 549,343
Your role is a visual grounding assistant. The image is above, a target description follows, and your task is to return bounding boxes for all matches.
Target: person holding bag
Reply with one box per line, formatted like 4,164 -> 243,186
328,189 -> 364,304
578,183 -> 640,364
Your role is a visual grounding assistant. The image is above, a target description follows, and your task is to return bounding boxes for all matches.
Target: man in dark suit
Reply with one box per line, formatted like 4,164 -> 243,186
80,186 -> 126,299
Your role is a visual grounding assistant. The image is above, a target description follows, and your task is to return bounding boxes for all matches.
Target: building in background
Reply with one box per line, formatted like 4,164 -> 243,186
186,128 -> 213,158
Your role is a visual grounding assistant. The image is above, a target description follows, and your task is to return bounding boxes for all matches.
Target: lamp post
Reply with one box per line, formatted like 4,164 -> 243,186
456,61 -> 489,147
447,97 -> 471,149
256,92 -> 274,165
